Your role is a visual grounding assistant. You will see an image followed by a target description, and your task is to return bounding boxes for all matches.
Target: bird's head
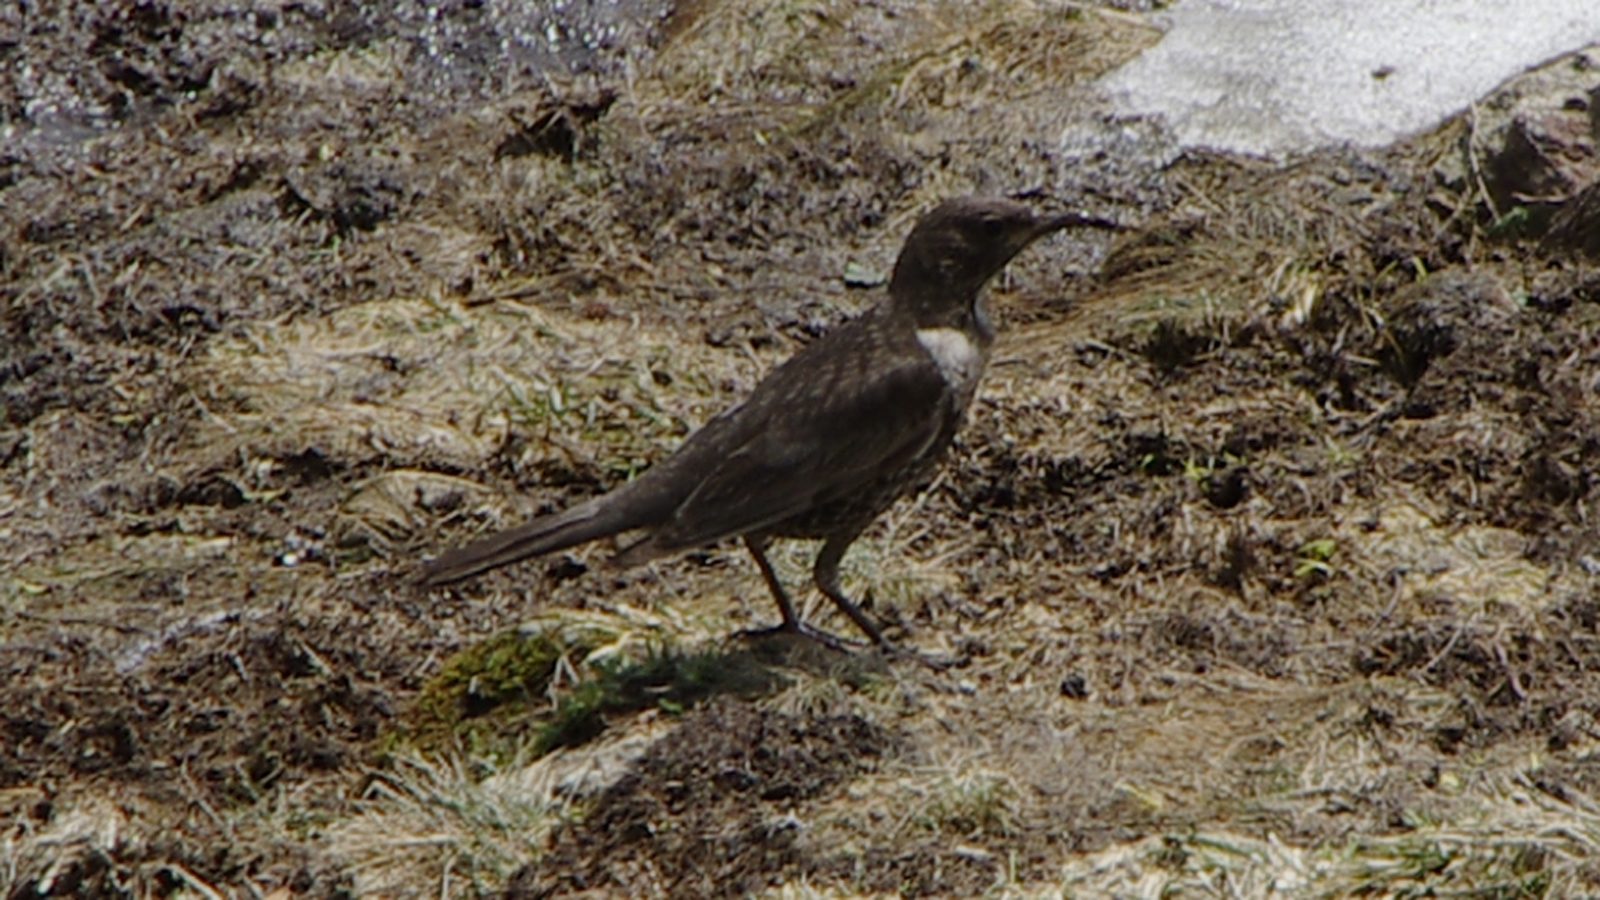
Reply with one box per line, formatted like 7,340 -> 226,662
888,196 -> 1086,328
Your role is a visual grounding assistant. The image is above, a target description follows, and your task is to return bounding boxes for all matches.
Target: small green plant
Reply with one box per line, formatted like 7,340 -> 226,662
1485,206 -> 1532,240
1182,455 -> 1216,483
1295,538 -> 1338,578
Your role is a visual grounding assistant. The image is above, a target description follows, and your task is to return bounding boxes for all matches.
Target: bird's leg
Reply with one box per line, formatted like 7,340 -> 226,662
745,534 -> 957,671
815,533 -> 962,671
748,534 -> 954,669
744,535 -> 802,632
741,535 -> 870,654
813,532 -> 888,648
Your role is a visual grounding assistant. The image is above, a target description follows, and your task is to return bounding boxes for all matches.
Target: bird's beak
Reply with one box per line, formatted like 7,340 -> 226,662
1037,211 -> 1126,236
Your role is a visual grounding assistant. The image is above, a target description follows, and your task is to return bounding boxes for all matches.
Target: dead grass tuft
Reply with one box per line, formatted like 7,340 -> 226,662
327,751 -> 566,898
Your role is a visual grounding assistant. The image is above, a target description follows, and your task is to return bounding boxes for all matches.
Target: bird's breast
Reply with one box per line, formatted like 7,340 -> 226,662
915,326 -> 989,395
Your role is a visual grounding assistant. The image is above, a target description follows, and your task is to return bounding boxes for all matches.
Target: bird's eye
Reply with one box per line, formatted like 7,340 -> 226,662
980,217 -> 1004,237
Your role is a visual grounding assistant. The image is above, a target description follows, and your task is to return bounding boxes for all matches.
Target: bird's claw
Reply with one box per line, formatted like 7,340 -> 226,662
737,620 -> 961,671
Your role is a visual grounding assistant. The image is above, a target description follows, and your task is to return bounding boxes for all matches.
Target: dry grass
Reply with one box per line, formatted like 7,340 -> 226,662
327,752 -> 566,898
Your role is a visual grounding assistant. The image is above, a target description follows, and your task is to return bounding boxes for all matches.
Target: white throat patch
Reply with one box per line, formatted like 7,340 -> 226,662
916,327 -> 985,389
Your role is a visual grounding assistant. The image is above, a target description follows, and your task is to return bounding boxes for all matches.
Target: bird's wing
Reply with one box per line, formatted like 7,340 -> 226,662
639,336 -> 953,555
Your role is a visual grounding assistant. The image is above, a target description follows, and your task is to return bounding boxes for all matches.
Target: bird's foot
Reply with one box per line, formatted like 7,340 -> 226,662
735,620 -> 869,654
736,621 -> 961,671
883,643 -> 963,672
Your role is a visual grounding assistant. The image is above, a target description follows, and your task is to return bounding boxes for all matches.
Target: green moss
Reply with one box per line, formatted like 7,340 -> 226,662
404,628 -> 572,758
533,646 -> 788,755
401,629 -> 805,761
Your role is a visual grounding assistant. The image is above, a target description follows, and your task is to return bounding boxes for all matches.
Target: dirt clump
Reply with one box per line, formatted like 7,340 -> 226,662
507,699 -> 894,899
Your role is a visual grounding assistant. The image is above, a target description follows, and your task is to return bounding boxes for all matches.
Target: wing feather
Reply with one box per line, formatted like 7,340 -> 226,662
643,316 -> 951,553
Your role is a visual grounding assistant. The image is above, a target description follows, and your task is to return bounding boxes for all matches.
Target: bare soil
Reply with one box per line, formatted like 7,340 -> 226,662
6,2 -> 1600,898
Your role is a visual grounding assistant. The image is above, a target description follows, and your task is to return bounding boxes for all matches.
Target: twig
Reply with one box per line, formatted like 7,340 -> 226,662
165,863 -> 225,900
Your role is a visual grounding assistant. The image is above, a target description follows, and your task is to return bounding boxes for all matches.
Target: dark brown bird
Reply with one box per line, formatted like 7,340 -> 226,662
423,196 -> 1110,647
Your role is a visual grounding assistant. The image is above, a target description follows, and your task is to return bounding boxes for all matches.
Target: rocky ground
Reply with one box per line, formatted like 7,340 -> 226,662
5,1 -> 1600,897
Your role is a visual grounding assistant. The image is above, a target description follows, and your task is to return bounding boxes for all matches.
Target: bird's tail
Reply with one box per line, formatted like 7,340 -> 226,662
419,493 -> 639,586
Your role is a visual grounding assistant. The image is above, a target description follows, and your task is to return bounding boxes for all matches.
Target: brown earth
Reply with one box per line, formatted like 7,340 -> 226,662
5,2 -> 1600,898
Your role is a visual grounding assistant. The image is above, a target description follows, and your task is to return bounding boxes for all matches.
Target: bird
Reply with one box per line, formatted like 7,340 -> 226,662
422,195 -> 1115,650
